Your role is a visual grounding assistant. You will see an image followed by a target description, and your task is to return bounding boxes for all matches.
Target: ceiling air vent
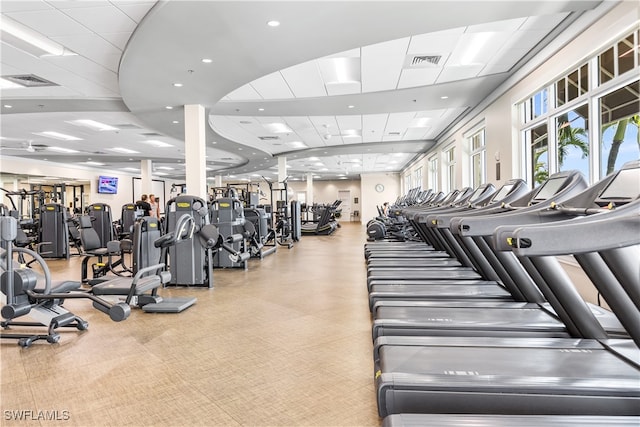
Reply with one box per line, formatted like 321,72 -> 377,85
388,132 -> 402,136
239,121 -> 253,125
403,54 -> 442,69
140,132 -> 163,137
258,136 -> 280,141
2,74 -> 58,87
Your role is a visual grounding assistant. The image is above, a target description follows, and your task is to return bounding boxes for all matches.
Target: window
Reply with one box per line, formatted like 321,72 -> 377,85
556,64 -> 588,107
520,29 -> 639,185
556,104 -> 590,181
414,167 -> 423,191
404,173 -> 412,194
599,30 -> 638,84
469,129 -> 486,188
443,146 -> 455,192
429,156 -> 439,192
527,123 -> 549,184
600,80 -> 640,176
522,88 -> 548,124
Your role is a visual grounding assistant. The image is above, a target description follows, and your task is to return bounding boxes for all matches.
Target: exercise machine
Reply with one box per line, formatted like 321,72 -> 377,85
1,216 -> 130,347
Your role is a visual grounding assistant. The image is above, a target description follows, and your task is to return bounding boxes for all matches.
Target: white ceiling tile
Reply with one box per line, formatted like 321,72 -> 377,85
385,112 -> 415,134
336,115 -> 361,132
437,65 -> 484,83
362,114 -> 387,143
361,37 -> 409,92
282,116 -> 314,132
403,127 -> 430,140
281,61 -> 326,98
61,6 -> 137,34
446,32 -> 507,67
1,1 -> 53,13
325,81 -> 361,96
52,34 -> 122,68
112,2 -> 156,23
48,1 -> 111,9
310,116 -> 339,134
415,109 -> 447,119
467,17 -> 527,33
6,9 -> 92,37
407,28 -> 463,54
519,13 -> 569,31
225,84 -> 262,101
100,32 -> 132,50
382,135 -> 403,141
250,72 -> 294,100
397,68 -> 441,89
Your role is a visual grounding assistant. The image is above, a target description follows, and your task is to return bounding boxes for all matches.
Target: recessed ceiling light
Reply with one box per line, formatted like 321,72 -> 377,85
3,104 -> 12,108
267,20 -> 280,27
347,105 -> 355,109
173,83 -> 183,87
440,96 -> 449,99
172,120 -> 179,124
86,161 -> 105,166
33,131 -> 82,141
123,167 -> 140,172
156,166 -> 174,170
258,108 -> 264,111
201,58 -> 213,63
165,106 -> 173,110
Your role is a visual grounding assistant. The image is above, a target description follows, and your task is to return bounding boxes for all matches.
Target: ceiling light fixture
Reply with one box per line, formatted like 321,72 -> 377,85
0,15 -> 76,57
347,105 -> 355,109
109,147 -> 139,154
165,106 -> 173,110
409,117 -> 431,128
68,119 -> 118,131
173,83 -> 183,87
172,120 -> 179,124
267,20 -> 280,27
33,131 -> 83,141
0,78 -> 24,89
142,140 -> 172,148
263,122 -> 293,133
123,167 -> 140,172
457,32 -> 495,65
3,104 -> 12,108
440,96 -> 449,99
47,146 -> 79,153
86,161 -> 106,166
156,166 -> 174,171
258,108 -> 264,111
201,58 -> 213,63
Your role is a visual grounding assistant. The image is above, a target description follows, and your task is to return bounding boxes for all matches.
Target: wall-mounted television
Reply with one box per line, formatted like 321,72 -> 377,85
98,176 -> 118,194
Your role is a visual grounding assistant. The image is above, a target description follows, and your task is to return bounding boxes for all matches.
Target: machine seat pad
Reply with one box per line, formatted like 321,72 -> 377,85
86,247 -> 109,256
91,276 -> 162,295
34,280 -> 83,294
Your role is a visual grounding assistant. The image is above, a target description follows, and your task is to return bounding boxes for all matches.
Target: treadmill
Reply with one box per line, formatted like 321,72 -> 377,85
371,163 -> 639,340
367,171 -> 587,310
366,183 -> 500,261
382,414 -> 640,426
374,195 -> 640,417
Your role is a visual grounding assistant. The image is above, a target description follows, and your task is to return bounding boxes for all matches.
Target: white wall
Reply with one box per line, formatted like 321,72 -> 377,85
360,173 -> 401,224
287,179 -> 362,221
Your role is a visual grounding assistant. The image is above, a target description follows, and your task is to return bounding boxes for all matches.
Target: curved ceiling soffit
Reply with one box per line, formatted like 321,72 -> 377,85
118,1 -> 600,171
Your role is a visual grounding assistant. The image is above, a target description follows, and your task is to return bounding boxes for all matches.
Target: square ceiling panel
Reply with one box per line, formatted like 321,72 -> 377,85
281,60 -> 326,98
361,37 -> 409,92
250,72 -> 294,99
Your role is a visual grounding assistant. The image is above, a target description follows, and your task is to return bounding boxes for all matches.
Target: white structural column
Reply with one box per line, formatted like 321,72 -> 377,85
214,175 -> 222,188
306,172 -> 314,205
278,156 -> 287,184
140,159 -> 153,196
184,104 -> 208,200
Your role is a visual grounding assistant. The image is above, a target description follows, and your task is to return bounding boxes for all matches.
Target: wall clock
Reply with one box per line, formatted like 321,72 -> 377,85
375,184 -> 384,193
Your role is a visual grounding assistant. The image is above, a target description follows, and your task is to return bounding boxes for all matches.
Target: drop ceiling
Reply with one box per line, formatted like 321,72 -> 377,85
0,0 -> 605,183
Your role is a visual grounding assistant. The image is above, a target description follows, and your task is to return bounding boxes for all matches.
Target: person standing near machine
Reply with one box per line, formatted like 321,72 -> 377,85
149,194 -> 160,218
135,194 -> 151,217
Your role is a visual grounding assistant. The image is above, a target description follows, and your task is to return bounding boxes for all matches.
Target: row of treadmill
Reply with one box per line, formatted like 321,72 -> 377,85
364,160 -> 640,426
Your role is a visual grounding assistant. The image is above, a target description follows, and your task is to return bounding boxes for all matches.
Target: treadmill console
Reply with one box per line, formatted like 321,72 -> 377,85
531,176 -> 567,203
594,166 -> 640,207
